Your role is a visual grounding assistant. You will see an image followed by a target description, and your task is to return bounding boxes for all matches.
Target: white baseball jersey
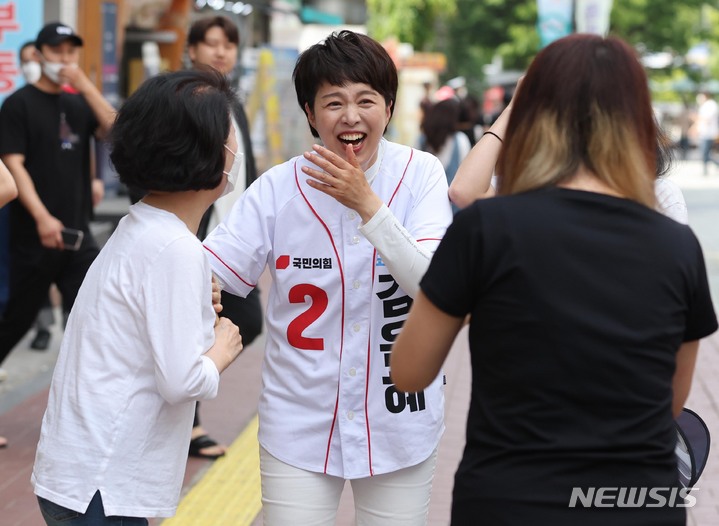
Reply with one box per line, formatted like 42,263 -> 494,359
204,139 -> 451,478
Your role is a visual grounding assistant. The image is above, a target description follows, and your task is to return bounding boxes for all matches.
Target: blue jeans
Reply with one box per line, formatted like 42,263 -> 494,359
38,490 -> 148,525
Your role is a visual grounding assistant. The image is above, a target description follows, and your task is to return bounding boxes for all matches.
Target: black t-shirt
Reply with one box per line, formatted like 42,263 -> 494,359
0,85 -> 97,248
421,187 -> 717,525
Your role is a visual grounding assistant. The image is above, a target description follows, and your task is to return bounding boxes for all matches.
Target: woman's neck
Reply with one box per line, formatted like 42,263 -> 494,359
557,166 -> 625,198
141,191 -> 213,235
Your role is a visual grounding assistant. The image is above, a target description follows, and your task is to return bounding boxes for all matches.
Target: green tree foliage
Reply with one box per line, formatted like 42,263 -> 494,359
367,0 -> 719,97
366,0 -> 456,51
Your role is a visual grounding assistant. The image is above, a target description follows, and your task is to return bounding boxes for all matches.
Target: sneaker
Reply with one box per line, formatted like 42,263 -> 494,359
30,329 -> 51,351
0,368 -> 7,382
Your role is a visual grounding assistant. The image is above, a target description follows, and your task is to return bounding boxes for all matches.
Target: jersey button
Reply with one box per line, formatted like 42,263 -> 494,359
347,411 -> 355,420
347,211 -> 356,220
352,323 -> 361,332
349,367 -> 357,377
351,235 -> 360,244
352,280 -> 361,289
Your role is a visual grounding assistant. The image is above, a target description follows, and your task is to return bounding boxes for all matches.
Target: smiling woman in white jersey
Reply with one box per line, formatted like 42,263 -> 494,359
203,30 -> 452,526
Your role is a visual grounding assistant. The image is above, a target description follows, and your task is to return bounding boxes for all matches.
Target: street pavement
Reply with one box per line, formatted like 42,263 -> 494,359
0,158 -> 718,525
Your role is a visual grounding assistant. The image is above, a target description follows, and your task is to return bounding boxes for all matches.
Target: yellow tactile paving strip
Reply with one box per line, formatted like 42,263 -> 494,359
162,415 -> 261,526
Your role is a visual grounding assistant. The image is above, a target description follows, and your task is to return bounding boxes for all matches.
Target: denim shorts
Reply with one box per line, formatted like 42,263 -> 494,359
37,490 -> 148,525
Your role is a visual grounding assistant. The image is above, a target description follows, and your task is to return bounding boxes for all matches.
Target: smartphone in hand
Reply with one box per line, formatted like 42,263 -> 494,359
61,227 -> 84,251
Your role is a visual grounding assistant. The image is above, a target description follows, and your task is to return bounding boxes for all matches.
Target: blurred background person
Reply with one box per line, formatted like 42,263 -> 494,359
0,22 -> 114,393
19,41 -> 41,85
457,93 -> 483,146
419,98 -> 471,213
186,14 -> 262,460
19,40 -> 60,352
695,91 -> 719,175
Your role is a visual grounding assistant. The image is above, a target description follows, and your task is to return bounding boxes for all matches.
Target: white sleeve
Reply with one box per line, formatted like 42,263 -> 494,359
655,178 -> 688,224
359,204 -> 432,298
143,237 -> 220,405
203,175 -> 271,296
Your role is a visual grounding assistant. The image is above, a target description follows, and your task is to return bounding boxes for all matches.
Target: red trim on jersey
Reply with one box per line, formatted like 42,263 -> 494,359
416,237 -> 442,243
294,160 -> 346,475
202,245 -> 257,288
363,148 -> 414,475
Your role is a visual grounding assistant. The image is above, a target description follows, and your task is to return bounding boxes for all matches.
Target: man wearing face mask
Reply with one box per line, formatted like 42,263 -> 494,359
0,22 -> 115,378
20,41 -> 41,85
17,40 -> 62,353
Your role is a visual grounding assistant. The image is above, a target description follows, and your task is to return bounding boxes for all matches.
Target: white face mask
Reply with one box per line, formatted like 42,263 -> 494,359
221,122 -> 242,197
42,60 -> 65,84
21,61 -> 41,84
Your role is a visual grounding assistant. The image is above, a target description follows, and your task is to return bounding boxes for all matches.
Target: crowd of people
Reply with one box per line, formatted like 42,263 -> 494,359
0,16 -> 716,526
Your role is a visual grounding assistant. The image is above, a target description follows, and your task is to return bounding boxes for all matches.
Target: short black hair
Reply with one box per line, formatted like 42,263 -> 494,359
110,68 -> 234,192
293,30 -> 398,138
187,15 -> 239,47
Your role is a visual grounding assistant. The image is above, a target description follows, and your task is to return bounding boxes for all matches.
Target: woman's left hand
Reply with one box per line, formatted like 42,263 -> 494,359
302,143 -> 383,223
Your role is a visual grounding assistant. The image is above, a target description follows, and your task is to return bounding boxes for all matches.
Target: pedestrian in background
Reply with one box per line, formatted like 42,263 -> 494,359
419,97 -> 471,213
392,33 -> 717,525
457,93 -> 482,146
32,68 -> 244,525
0,23 -> 114,392
0,42 -> 37,361
186,14 -> 263,460
18,40 -> 58,352
203,30 -> 452,525
695,91 -> 719,175
19,41 -> 41,84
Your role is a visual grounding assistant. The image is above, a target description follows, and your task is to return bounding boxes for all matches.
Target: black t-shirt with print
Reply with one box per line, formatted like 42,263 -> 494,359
0,84 -> 97,250
421,187 -> 717,525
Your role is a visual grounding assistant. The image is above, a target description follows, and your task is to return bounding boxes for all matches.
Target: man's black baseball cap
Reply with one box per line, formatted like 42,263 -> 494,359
35,22 -> 83,48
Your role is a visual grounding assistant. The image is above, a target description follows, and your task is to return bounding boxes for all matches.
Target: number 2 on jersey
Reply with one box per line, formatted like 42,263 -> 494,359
287,284 -> 328,350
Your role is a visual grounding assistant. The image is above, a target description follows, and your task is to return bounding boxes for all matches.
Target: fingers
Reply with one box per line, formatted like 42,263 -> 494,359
343,143 -> 360,168
305,144 -> 360,171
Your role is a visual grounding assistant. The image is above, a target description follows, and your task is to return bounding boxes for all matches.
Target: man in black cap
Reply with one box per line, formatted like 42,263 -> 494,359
0,22 -> 115,389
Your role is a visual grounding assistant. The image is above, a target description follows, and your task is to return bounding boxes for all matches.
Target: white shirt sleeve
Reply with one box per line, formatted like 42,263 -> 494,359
143,236 -> 220,405
655,178 -> 689,224
359,204 -> 432,298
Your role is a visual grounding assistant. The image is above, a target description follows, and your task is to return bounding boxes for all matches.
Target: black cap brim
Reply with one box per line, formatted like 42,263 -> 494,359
37,34 -> 83,48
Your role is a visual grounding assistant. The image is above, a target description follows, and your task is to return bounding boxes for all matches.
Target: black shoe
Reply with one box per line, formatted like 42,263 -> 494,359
30,329 -> 51,350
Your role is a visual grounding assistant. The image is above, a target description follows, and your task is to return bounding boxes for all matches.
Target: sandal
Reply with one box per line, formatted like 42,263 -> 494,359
188,434 -> 225,459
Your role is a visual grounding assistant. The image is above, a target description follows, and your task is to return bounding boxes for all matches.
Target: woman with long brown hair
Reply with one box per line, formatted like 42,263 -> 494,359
392,34 -> 717,525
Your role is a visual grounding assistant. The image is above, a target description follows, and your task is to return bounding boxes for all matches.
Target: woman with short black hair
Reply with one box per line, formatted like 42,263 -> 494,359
31,69 -> 244,524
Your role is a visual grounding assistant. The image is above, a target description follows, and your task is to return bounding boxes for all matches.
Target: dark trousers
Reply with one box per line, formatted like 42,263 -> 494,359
0,233 -> 98,363
38,490 -> 148,525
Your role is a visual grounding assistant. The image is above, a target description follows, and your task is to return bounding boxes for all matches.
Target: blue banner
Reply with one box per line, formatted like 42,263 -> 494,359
0,0 -> 43,105
537,0 -> 573,48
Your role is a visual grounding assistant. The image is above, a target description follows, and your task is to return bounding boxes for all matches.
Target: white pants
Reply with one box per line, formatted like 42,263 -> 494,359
260,446 -> 438,526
